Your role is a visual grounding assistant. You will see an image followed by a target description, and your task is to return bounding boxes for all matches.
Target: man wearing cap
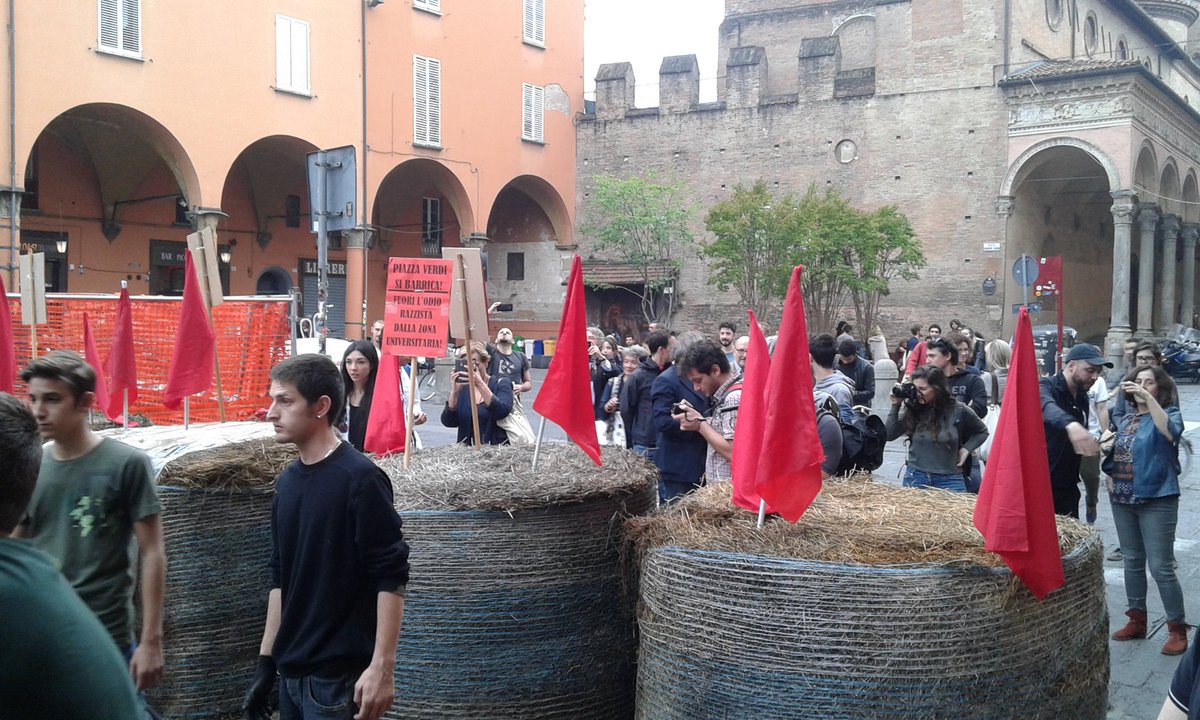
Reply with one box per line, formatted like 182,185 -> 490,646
1040,343 -> 1111,518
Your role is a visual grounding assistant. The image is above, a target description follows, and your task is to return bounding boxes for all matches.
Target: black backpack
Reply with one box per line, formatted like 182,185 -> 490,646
832,403 -> 886,475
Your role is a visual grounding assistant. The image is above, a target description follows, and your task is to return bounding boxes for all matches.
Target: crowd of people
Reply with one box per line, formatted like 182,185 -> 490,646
2,314 -> 1199,718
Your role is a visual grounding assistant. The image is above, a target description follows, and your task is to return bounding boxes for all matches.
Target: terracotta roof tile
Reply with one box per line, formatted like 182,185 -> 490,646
581,260 -> 676,286
1005,59 -> 1144,81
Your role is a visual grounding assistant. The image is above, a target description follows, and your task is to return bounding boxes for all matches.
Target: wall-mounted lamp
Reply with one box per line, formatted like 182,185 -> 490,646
220,238 -> 237,264
55,239 -> 67,253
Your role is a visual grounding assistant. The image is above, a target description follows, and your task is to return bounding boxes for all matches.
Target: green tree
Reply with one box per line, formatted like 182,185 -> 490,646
844,205 -> 924,337
582,174 -> 693,326
701,181 -> 797,320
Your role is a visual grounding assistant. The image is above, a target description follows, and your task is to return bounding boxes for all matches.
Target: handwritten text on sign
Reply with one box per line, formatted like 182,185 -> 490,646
382,258 -> 453,356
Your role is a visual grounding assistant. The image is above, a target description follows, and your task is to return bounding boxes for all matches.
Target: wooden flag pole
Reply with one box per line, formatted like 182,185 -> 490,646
457,255 -> 482,448
206,302 -> 227,422
403,357 -> 418,468
29,323 -> 37,360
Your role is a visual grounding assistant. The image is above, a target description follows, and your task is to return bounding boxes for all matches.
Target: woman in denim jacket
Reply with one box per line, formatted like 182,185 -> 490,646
1108,364 -> 1189,656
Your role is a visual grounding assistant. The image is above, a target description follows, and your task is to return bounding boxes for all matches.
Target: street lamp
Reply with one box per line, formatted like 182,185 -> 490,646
55,239 -> 66,253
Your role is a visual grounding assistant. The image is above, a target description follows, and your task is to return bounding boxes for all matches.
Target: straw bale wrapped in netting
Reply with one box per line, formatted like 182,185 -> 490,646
375,444 -> 657,720
626,478 -> 1108,720
136,427 -> 295,719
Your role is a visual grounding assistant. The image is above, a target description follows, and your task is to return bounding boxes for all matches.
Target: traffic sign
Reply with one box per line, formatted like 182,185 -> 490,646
1012,255 -> 1039,288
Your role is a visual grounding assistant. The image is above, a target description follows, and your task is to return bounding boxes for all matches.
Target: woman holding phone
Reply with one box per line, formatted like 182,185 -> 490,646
1107,364 -> 1188,656
441,342 -> 514,445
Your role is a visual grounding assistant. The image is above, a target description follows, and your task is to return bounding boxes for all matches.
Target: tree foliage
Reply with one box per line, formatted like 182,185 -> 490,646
582,174 -> 693,325
702,182 -> 925,334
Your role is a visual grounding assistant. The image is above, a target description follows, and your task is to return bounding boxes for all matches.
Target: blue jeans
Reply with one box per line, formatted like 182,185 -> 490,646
903,468 -> 967,493
280,673 -> 358,720
633,444 -> 656,464
1110,495 -> 1185,622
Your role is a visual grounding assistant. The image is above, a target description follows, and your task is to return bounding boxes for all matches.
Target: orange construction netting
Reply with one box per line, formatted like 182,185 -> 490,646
6,294 -> 291,425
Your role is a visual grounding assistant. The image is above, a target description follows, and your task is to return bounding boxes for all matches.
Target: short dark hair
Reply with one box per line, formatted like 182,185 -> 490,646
909,323 -> 922,335
21,350 -> 96,402
719,321 -> 736,333
929,323 -> 942,333
809,333 -> 837,369
926,337 -> 959,366
678,339 -> 730,376
0,393 -> 41,534
836,339 -> 858,358
269,354 -> 344,426
1134,342 -> 1163,364
645,331 -> 671,355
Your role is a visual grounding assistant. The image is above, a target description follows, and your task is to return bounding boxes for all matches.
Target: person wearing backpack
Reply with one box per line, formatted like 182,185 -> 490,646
885,365 -> 988,492
673,340 -> 740,484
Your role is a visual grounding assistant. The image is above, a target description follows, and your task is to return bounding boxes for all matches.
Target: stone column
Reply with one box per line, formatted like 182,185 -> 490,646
343,227 -> 370,340
1182,223 -> 1199,329
1136,202 -> 1160,334
1105,190 -> 1136,365
0,186 -> 23,290
1159,214 -> 1181,332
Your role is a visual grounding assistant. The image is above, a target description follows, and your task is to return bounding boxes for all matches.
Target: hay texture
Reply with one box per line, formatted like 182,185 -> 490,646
144,434 -> 295,719
375,444 -> 657,719
629,479 -> 1108,720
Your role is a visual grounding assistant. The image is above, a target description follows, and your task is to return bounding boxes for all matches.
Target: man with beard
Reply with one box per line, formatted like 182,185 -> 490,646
1041,343 -> 1110,518
717,321 -> 739,373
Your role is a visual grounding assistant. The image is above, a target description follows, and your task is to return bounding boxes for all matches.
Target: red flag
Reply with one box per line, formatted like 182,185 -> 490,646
364,353 -> 408,456
163,251 -> 216,410
105,286 -> 138,419
532,255 -> 601,465
972,307 -> 1064,600
82,312 -> 114,421
730,310 -> 773,513
0,275 -> 14,394
754,265 -> 824,522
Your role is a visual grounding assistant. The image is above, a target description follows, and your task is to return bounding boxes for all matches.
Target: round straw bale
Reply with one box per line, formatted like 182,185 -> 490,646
146,438 -> 296,719
629,479 -> 1108,720
375,444 -> 657,719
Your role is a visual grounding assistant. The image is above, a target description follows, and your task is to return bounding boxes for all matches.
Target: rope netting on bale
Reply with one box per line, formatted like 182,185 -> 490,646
375,444 -> 658,720
124,425 -> 295,720
6,294 -> 290,424
627,479 -> 1108,720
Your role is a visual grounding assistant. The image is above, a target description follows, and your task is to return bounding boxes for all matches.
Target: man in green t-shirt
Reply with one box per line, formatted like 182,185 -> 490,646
14,351 -> 167,702
0,391 -> 143,719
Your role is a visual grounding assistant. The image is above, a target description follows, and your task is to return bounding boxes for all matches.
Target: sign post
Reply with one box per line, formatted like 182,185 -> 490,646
382,257 -> 453,465
306,146 -> 357,354
18,251 -> 46,358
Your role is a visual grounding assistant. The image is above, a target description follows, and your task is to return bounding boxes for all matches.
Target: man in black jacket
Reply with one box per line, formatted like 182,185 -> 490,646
620,331 -> 673,459
836,338 -> 876,407
929,336 -> 988,419
1040,343 -> 1109,518
244,354 -> 410,720
651,331 -> 709,501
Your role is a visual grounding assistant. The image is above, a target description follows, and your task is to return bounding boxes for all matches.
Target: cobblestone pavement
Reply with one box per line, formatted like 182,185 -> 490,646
424,368 -> 1198,717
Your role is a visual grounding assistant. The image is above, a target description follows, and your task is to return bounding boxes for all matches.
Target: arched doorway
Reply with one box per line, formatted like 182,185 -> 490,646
256,266 -> 292,295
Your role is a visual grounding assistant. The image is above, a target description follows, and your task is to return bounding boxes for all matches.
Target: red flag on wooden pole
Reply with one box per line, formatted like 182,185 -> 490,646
973,306 -> 1064,600
364,353 -> 408,457
82,312 -> 113,420
754,265 -> 824,522
532,255 -> 602,465
0,275 -> 14,393
163,251 -> 215,410
105,286 -> 138,420
730,310 -> 773,513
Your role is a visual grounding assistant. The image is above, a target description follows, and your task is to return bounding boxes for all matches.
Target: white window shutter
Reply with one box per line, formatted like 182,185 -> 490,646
276,16 -> 291,89
99,0 -> 119,50
414,57 -> 428,145
120,0 -> 140,54
427,58 -> 441,146
523,0 -> 545,45
522,83 -> 544,142
532,84 -> 544,142
290,20 -> 310,93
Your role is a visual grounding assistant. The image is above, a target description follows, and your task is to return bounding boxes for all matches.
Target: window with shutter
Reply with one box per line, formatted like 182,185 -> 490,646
275,15 -> 311,95
414,55 -> 442,148
421,198 -> 442,257
413,0 -> 441,13
522,83 -> 545,143
523,0 -> 545,46
97,0 -> 141,58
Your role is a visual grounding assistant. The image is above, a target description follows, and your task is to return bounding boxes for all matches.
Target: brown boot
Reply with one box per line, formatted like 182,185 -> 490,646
1162,622 -> 1190,656
1112,609 -> 1147,640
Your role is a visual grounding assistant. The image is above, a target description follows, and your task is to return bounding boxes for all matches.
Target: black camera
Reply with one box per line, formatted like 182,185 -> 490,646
671,401 -> 687,415
892,382 -> 918,400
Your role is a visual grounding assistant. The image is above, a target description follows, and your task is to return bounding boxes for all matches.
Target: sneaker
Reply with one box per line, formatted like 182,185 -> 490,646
1086,505 -> 1097,525
1107,548 -> 1123,561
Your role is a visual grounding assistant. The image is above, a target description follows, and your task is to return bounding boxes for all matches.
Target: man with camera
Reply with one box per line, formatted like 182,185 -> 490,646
673,339 -> 741,484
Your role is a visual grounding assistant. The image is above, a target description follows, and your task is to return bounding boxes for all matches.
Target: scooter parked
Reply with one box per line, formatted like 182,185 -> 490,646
1163,340 -> 1200,383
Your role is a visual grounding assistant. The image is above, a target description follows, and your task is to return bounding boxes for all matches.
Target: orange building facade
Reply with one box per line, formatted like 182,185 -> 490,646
0,0 -> 581,339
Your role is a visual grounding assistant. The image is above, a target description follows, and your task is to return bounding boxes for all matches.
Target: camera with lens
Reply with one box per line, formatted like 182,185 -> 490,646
671,401 -> 688,416
891,382 -> 918,400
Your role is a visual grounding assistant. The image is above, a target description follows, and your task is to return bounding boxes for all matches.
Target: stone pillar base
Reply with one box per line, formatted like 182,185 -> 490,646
1103,327 -> 1133,367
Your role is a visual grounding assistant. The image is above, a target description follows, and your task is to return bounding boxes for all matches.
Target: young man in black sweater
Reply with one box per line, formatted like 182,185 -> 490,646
243,354 -> 410,720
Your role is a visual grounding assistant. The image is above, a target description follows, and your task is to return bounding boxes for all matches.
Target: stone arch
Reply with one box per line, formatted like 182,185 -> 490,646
1160,159 -> 1182,215
485,174 -> 572,245
999,137 -> 1121,197
372,158 -> 476,250
1134,141 -> 1158,196
1183,170 -> 1199,223
833,14 -> 876,72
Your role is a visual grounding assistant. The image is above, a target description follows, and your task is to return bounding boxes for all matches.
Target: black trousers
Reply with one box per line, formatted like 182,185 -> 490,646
1051,482 -> 1081,519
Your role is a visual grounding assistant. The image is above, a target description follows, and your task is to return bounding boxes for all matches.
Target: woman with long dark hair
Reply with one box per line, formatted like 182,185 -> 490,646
340,340 -> 426,452
1108,364 -> 1189,656
885,365 -> 988,492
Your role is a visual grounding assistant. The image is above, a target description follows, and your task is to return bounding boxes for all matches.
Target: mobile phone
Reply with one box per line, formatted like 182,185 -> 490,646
671,401 -> 686,415
454,359 -> 467,374
495,303 -> 514,312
